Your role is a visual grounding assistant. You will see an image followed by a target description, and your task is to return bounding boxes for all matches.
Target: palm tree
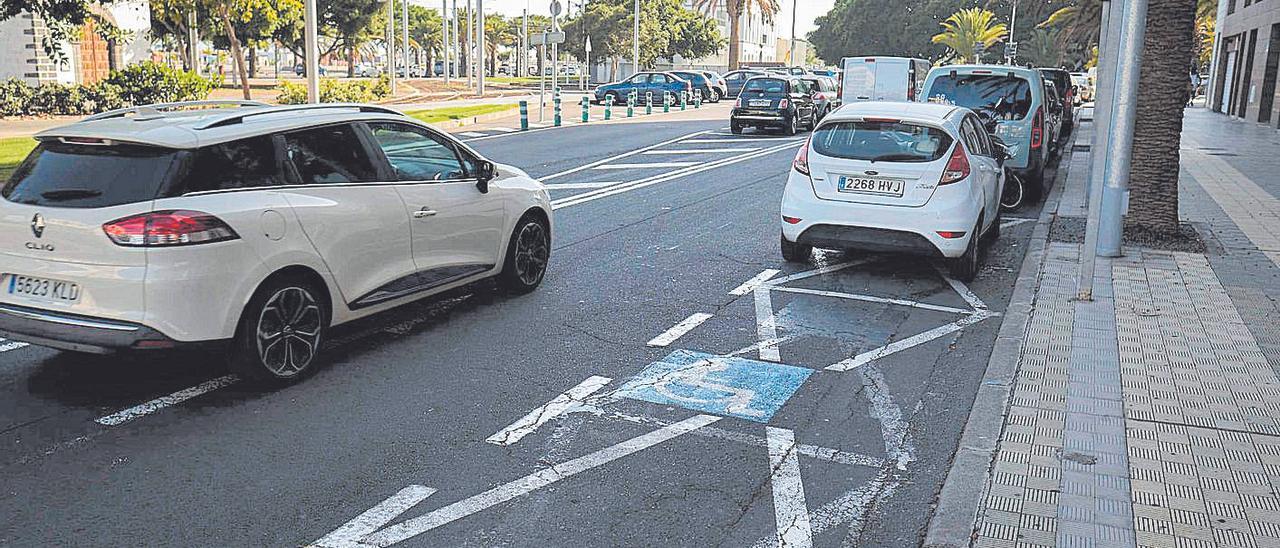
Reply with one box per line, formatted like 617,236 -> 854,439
691,0 -> 779,71
931,8 -> 1008,63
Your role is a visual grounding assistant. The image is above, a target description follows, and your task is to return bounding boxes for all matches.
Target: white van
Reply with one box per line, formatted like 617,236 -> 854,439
839,57 -> 932,104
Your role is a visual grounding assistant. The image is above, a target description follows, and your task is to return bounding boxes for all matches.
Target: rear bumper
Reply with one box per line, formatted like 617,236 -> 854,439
732,109 -> 789,126
795,225 -> 944,257
0,302 -> 177,354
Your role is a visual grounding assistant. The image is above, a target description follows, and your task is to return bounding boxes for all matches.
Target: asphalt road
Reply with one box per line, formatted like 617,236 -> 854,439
0,103 -> 1061,547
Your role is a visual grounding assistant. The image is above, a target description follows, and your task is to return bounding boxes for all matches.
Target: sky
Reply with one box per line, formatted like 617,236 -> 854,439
413,0 -> 839,39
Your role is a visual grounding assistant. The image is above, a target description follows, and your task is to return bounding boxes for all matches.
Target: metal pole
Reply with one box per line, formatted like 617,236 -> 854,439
1006,0 -> 1017,64
402,0 -> 410,79
187,10 -> 200,75
522,9 -> 528,78
1077,0 -> 1119,300
477,0 -> 485,96
387,0 -> 397,94
304,0 -> 319,102
452,0 -> 459,80
551,13 -> 558,95
632,0 -> 639,77
789,0 -> 796,66
442,0 -> 450,81
467,0 -> 473,87
1096,0 -> 1147,258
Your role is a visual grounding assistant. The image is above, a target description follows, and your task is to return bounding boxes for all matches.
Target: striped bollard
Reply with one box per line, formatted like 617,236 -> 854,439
581,96 -> 589,123
554,90 -> 562,127
694,94 -> 702,109
627,93 -> 634,117
519,101 -> 529,131
645,92 -> 653,115
663,93 -> 670,113
605,101 -> 612,120
680,92 -> 687,111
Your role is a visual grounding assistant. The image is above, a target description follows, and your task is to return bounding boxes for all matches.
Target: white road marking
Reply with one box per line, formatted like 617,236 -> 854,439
94,375 -> 239,426
0,339 -> 29,353
768,286 -> 975,315
488,127 -> 518,133
358,414 -> 722,547
485,375 -> 612,446
730,269 -> 782,296
313,485 -> 438,548
591,162 -> 697,170
639,148 -> 759,155
762,258 -> 875,287
754,287 -> 781,362
541,130 -> 709,181
686,137 -> 802,143
458,131 -> 487,138
543,181 -> 623,190
824,311 -> 995,371
767,427 -> 813,548
750,472 -> 888,548
725,336 -> 797,358
552,140 -> 802,210
646,313 -> 713,347
999,217 -> 1036,229
934,266 -> 989,310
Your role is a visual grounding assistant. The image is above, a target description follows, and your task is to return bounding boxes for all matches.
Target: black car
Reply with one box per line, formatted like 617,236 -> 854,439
730,76 -> 818,135
1038,68 -> 1075,131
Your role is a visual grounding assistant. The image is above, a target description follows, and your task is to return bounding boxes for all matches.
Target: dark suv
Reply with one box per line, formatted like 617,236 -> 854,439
1038,68 -> 1075,131
731,76 -> 818,136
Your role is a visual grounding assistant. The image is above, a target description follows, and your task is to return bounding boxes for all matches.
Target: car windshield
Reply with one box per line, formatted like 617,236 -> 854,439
674,72 -> 702,83
2,141 -> 179,208
926,74 -> 1034,121
743,78 -> 787,95
811,120 -> 954,163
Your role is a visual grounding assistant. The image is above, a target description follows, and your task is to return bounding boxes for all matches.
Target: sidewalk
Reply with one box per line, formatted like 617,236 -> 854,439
927,108 -> 1280,548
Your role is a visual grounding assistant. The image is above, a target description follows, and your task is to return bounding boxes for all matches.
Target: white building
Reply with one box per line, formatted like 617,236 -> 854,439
673,1 -> 778,71
0,1 -> 152,86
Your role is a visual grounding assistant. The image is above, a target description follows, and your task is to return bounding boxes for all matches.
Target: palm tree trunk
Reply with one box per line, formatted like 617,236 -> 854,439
727,4 -> 741,70
219,3 -> 252,100
1127,0 -> 1196,234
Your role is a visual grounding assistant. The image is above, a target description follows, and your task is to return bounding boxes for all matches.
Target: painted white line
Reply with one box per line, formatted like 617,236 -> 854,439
730,269 -> 781,296
313,485 -> 437,548
552,140 -> 802,210
489,127 -> 519,133
768,286 -> 974,315
767,427 -> 813,548
639,148 -> 759,155
825,311 -> 995,371
591,162 -> 697,170
361,414 -> 722,547
0,339 -> 29,353
762,257 -> 876,287
686,137 -> 802,143
754,287 -> 782,362
458,131 -> 487,138
94,375 -> 239,426
999,217 -> 1036,229
749,472 -> 890,548
485,375 -> 612,446
541,130 -> 709,181
934,265 -> 989,310
544,181 -> 624,190
646,313 -> 713,347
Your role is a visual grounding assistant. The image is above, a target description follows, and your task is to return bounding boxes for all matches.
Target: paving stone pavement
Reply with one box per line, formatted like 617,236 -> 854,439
968,108 -> 1280,548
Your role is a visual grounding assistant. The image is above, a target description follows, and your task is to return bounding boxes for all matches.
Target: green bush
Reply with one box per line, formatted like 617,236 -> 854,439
277,76 -> 392,105
1,79 -> 34,117
103,61 -> 213,105
0,62 -> 211,117
28,84 -> 87,116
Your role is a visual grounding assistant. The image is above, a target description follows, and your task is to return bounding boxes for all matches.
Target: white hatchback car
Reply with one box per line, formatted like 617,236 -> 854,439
781,101 -> 1006,280
0,102 -> 552,382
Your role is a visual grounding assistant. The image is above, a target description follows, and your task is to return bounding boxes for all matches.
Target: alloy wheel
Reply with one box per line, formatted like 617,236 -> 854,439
256,286 -> 323,377
514,222 -> 550,286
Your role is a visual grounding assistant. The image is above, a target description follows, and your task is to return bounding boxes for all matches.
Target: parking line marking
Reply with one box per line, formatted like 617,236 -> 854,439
1000,217 -> 1035,229
730,269 -> 781,296
763,258 -> 876,287
686,137 -> 803,143
592,162 -> 697,170
754,288 -> 781,362
542,130 -> 710,181
485,375 -> 612,446
94,375 -> 239,426
458,132 -> 487,138
0,339 -> 29,353
544,181 -> 623,190
313,485 -> 438,548
488,127 -> 519,133
825,311 -> 995,371
768,286 -> 975,315
646,313 -> 713,347
767,427 -> 813,548
361,414 -> 722,547
639,148 -> 759,155
935,267 -> 989,310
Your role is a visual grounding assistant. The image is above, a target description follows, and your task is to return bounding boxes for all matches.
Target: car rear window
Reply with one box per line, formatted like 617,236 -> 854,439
674,72 -> 703,83
926,74 -> 1034,121
177,135 -> 286,193
811,121 -> 954,163
2,141 -> 178,208
743,78 -> 787,94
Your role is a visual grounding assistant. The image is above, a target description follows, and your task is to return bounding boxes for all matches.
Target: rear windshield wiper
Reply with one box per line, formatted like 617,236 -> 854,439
867,154 -> 924,162
40,188 -> 103,201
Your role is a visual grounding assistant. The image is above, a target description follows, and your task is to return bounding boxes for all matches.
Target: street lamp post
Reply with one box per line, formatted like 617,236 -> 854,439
632,0 -> 639,77
386,0 -> 397,94
442,0 -> 450,82
477,0 -> 485,96
402,0 -> 409,80
304,0 -> 319,102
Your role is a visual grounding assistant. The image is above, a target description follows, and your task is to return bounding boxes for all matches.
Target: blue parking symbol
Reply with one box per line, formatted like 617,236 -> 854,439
616,350 -> 813,423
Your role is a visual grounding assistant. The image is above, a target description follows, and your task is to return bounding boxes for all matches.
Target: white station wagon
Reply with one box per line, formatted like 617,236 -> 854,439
0,101 -> 552,382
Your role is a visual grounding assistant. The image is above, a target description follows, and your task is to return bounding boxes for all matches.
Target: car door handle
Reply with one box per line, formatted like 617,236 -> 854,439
413,208 -> 438,218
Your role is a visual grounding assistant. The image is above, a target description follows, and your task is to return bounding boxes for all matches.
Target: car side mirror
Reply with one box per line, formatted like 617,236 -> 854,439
475,160 -> 496,193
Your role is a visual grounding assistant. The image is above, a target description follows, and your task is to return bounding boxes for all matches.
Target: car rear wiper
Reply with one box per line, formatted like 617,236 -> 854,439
40,188 -> 103,200
867,154 -> 923,162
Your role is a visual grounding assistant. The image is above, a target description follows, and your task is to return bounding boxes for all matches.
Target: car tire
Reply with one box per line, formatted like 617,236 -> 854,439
948,218 -> 982,282
229,277 -> 329,384
1000,170 -> 1025,211
785,113 -> 798,136
499,213 -> 551,294
731,120 -> 743,134
781,234 -> 811,263
713,89 -> 723,102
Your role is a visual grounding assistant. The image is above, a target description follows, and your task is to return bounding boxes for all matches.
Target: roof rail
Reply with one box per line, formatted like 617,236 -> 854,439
195,103 -> 404,130
82,100 -> 269,122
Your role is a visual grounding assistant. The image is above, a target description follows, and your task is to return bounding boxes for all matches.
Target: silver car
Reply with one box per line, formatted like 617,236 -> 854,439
800,76 -> 840,120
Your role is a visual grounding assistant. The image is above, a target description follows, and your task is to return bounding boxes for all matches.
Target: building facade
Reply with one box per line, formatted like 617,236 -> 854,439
676,1 -> 778,71
0,1 -> 152,86
1210,0 -> 1280,127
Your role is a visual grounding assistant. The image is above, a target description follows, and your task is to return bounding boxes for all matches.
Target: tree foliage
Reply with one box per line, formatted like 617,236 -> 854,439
931,7 -> 1007,63
809,0 -> 967,65
2,0 -> 128,63
562,0 -> 723,73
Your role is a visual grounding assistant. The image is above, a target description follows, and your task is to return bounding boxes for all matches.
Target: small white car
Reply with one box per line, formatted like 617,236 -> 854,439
781,102 -> 1006,281
0,101 -> 552,382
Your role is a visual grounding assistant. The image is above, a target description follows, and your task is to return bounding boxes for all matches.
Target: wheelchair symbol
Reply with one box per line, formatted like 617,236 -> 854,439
652,356 -> 765,418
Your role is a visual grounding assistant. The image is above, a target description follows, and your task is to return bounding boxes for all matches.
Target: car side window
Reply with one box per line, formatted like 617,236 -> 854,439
367,122 -> 467,182
651,74 -> 668,84
282,124 -> 379,185
182,135 -> 284,193
726,72 -> 741,82
962,117 -> 991,157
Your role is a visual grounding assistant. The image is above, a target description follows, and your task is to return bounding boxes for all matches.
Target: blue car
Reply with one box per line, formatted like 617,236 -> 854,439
672,70 -> 721,102
593,71 -> 693,105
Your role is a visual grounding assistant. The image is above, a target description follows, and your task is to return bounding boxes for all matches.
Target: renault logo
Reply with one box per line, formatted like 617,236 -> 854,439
31,213 -> 45,238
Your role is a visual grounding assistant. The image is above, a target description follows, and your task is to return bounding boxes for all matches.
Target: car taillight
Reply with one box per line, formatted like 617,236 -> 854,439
939,143 -> 970,185
735,96 -> 744,108
1030,107 -> 1044,149
793,138 -> 810,175
103,210 -> 239,247
779,98 -> 790,109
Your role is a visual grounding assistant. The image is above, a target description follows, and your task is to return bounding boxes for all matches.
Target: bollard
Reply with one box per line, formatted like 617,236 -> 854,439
663,92 -> 670,113
605,100 -> 612,120
627,92 -> 635,117
581,96 -> 589,123
554,89 -> 562,127
694,94 -> 702,109
519,101 -> 529,131
680,92 -> 687,111
646,91 -> 653,115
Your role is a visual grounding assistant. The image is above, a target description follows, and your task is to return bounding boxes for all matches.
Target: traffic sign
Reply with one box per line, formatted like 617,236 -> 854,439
549,0 -> 561,16
530,31 -> 565,46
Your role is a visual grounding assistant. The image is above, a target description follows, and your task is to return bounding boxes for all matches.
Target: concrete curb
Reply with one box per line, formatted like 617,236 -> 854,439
425,107 -> 522,130
921,122 -> 1079,548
